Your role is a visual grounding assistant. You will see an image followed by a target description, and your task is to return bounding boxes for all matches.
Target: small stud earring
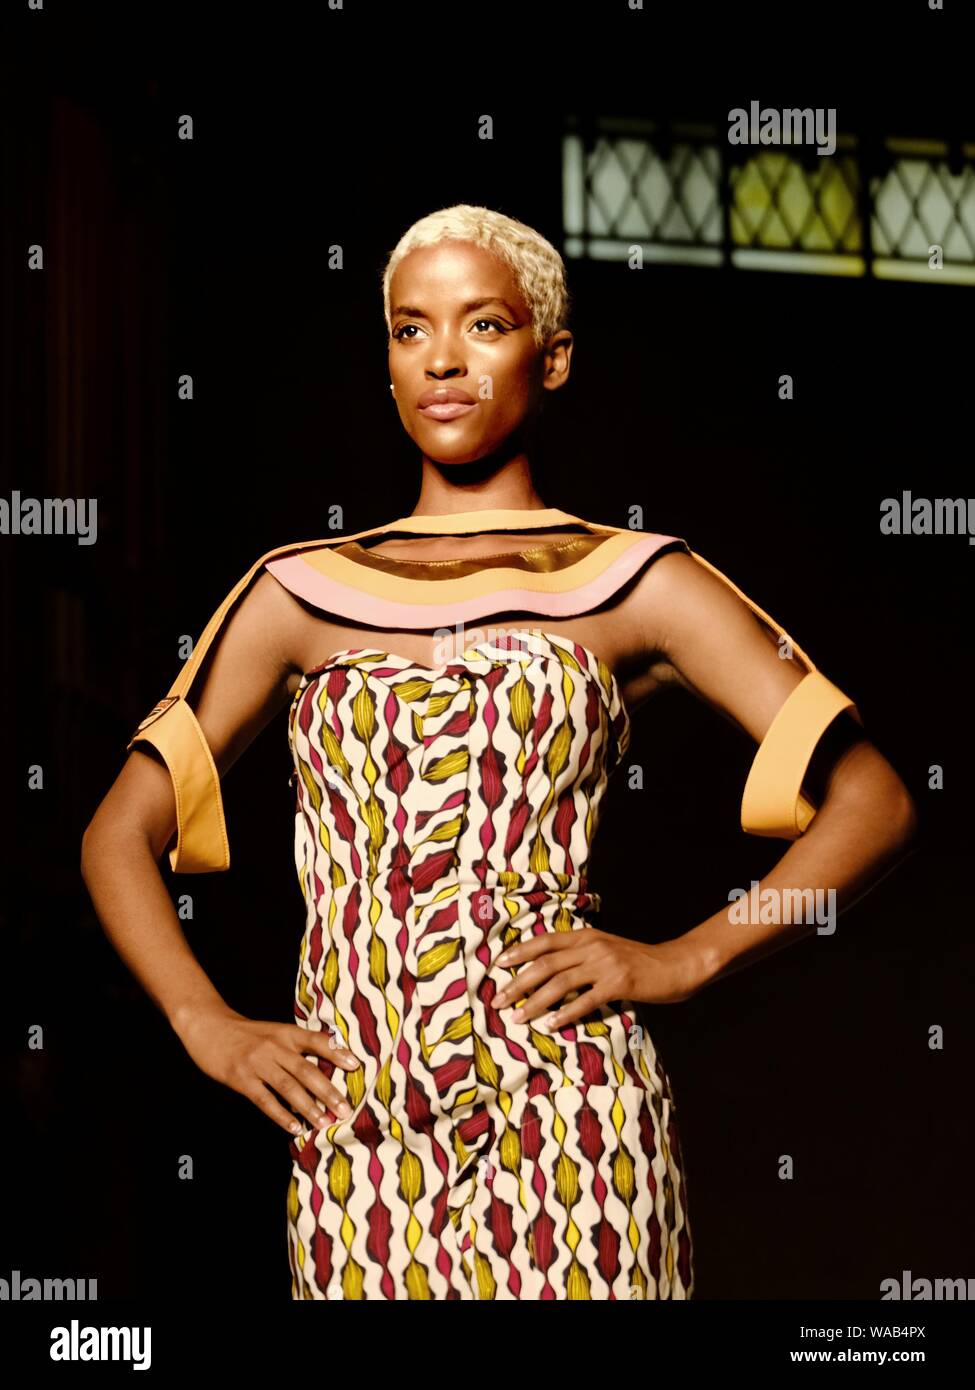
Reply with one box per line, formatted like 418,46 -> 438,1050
389,384 -> 395,393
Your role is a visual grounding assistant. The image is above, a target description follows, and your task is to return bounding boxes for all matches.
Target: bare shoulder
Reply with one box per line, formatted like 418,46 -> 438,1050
612,550 -> 715,661
171,568 -> 303,771
253,563 -> 354,693
612,547 -> 801,707
223,565 -> 338,696
631,546 -> 726,608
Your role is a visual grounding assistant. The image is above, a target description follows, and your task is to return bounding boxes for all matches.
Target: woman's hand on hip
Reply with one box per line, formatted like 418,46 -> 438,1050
175,1005 -> 363,1136
492,929 -> 707,1029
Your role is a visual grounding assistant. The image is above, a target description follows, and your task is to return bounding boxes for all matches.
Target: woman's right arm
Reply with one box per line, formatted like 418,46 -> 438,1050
80,570 -> 360,1135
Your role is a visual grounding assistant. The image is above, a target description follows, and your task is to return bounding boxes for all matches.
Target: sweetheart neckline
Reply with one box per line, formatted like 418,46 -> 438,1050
291,628 -> 630,728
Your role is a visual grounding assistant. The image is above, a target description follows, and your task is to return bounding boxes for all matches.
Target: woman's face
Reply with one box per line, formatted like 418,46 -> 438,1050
387,239 -> 571,466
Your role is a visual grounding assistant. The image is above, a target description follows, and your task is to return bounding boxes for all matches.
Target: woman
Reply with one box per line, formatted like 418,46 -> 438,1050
82,204 -> 917,1301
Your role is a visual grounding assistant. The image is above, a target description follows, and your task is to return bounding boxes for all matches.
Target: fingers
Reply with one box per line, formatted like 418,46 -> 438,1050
290,1023 -> 361,1070
253,1025 -> 363,1136
265,1059 -> 353,1133
501,967 -> 593,1026
496,931 -> 583,967
294,1053 -> 356,1122
247,1083 -> 321,1137
494,953 -> 582,1008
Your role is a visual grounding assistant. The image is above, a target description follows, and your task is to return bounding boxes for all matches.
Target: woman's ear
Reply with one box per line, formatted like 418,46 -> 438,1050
542,329 -> 573,394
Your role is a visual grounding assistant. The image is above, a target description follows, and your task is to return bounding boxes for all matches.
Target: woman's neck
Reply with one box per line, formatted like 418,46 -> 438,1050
409,452 -> 547,517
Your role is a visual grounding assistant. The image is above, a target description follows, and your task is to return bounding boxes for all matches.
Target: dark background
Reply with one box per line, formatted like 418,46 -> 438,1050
3,36 -> 973,1302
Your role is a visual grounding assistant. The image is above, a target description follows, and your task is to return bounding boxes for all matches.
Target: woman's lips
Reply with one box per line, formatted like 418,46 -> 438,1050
418,401 -> 477,421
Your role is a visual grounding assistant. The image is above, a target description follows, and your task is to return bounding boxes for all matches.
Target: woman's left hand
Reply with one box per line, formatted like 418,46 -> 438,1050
492,929 -> 707,1030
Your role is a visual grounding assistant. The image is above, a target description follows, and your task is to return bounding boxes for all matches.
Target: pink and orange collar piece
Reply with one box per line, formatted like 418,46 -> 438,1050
126,505 -> 861,876
263,507 -> 687,629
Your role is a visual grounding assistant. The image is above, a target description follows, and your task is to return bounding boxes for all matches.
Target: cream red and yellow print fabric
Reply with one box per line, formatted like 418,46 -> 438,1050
284,629 -> 694,1300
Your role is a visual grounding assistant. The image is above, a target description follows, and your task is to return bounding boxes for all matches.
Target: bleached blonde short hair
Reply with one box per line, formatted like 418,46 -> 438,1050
381,204 -> 570,350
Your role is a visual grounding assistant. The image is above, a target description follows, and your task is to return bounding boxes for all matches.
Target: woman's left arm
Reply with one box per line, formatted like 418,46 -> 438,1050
634,549 -> 919,995
493,551 -> 919,1027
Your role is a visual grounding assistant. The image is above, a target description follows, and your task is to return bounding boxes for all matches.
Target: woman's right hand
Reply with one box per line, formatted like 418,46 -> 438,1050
175,1005 -> 363,1135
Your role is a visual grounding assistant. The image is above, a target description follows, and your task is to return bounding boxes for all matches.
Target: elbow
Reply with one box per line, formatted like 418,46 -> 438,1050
892,783 -> 920,853
874,779 -> 919,862
826,741 -> 920,857
80,813 -> 116,881
80,821 -> 99,881
815,757 -> 920,865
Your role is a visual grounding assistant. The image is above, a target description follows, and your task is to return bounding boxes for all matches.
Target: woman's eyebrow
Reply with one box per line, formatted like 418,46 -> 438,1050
390,297 -> 517,318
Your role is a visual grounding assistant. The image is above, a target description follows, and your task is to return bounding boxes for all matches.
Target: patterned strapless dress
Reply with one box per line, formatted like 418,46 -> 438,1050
284,627 -> 694,1300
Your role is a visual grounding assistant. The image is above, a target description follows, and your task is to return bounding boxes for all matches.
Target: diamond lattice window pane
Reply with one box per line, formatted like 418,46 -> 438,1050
871,156 -> 975,264
570,125 -> 723,256
563,119 -> 974,282
729,152 -> 861,253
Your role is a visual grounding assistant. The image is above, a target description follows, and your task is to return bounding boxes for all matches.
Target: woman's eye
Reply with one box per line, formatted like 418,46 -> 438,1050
392,319 -> 504,341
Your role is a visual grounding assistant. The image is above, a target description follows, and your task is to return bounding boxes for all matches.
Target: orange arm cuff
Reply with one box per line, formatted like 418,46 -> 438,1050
740,671 -> 861,839
126,696 -> 230,874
